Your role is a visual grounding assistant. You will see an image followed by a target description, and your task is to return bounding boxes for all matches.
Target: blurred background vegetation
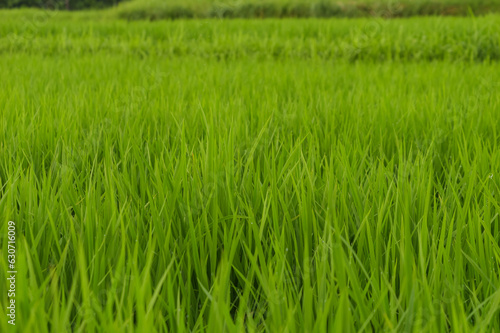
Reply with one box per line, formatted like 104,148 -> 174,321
2,0 -> 500,18
0,0 -> 117,10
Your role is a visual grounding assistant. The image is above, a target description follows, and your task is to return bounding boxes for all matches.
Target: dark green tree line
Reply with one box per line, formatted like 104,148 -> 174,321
0,0 -> 120,9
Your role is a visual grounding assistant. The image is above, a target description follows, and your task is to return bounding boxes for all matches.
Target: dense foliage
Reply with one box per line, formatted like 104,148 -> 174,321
1,0 -> 500,16
1,13 -> 500,332
0,0 -> 118,10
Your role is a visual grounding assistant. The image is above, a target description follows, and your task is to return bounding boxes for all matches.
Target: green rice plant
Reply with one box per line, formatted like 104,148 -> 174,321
1,16 -> 500,62
0,14 -> 499,333
113,0 -> 500,20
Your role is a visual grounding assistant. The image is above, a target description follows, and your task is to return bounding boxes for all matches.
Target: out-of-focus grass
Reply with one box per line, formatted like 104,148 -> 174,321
2,0 -> 500,20
1,16 -> 500,61
112,0 -> 500,20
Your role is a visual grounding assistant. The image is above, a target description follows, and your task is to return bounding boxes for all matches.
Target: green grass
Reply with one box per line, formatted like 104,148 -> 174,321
112,0 -> 500,20
3,0 -> 500,19
1,13 -> 500,333
1,16 -> 500,61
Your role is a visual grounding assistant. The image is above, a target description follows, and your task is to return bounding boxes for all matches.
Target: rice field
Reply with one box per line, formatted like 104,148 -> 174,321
111,0 -> 500,20
1,11 -> 500,333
